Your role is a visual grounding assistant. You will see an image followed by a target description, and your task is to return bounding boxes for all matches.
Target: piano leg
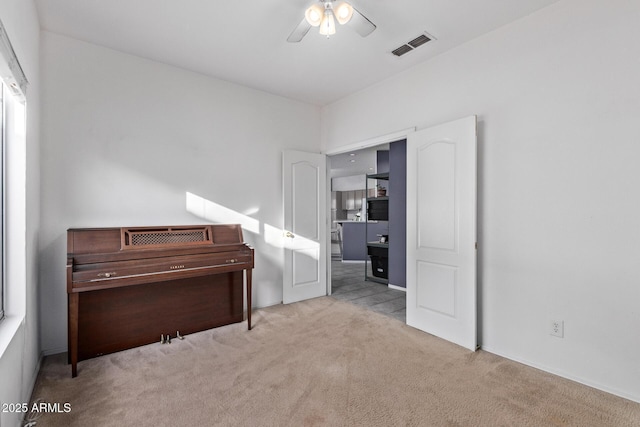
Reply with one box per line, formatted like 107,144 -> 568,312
68,292 -> 79,377
246,268 -> 252,330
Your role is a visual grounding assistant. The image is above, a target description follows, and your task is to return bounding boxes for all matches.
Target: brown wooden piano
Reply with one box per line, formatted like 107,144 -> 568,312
66,224 -> 254,377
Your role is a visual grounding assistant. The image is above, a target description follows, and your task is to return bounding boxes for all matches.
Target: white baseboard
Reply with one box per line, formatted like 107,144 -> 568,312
388,283 -> 406,292
22,352 -> 44,403
481,345 -> 640,404
42,346 -> 68,357
258,300 -> 284,309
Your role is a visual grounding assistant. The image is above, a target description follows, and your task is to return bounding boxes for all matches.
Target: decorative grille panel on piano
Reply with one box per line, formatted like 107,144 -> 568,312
122,226 -> 213,249
130,231 -> 205,246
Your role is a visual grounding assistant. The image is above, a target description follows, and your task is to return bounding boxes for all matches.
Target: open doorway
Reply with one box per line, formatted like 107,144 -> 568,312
327,141 -> 406,322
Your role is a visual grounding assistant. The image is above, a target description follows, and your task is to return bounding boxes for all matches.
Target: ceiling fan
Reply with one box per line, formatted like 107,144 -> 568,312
287,0 -> 376,42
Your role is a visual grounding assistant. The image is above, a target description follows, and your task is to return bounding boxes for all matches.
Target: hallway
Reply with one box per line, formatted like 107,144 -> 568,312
330,260 -> 405,323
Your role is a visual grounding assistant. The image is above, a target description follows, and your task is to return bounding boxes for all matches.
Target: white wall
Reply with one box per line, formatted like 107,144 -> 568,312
39,32 -> 320,355
322,0 -> 640,402
0,1 -> 41,426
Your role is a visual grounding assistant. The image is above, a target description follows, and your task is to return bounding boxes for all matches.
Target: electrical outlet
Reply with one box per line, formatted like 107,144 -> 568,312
550,320 -> 564,338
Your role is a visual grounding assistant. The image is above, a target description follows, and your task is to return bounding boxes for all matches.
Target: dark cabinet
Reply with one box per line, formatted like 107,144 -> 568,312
367,197 -> 388,221
365,172 -> 390,283
367,244 -> 389,279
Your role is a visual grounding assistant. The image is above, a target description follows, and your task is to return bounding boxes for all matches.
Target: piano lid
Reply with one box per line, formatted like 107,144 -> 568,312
68,224 -> 247,265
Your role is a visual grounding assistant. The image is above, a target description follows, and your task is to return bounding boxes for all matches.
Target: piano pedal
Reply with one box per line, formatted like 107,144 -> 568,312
161,333 -> 182,344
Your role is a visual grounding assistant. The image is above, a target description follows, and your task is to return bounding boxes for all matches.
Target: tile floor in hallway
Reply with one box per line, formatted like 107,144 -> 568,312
330,259 -> 406,323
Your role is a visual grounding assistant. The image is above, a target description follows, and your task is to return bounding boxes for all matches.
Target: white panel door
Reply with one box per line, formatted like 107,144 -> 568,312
283,150 -> 327,304
406,116 -> 477,350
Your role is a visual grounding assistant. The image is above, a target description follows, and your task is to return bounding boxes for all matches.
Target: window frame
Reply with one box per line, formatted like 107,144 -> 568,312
0,18 -> 28,353
0,82 -> 5,321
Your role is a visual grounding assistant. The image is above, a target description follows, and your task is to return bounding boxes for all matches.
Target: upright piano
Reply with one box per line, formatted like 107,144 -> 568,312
66,224 -> 254,377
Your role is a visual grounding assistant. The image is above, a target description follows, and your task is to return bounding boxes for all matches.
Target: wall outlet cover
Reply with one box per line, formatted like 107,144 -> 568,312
550,319 -> 564,338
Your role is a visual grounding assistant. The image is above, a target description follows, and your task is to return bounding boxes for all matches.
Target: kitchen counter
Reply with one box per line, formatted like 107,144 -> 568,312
334,220 -> 380,223
339,221 -> 388,261
366,241 -> 389,248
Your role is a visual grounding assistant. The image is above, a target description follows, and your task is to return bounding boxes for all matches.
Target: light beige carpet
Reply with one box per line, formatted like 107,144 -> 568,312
28,297 -> 640,426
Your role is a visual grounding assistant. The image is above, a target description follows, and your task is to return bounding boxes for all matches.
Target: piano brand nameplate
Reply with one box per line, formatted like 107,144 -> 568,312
71,251 -> 253,291
66,224 -> 254,377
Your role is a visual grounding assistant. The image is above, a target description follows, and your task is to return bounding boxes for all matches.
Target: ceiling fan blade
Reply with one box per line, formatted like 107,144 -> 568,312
287,18 -> 312,43
348,7 -> 376,37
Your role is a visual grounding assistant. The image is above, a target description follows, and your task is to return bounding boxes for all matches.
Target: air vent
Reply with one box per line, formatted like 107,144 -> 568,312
391,32 -> 435,57
408,34 -> 431,48
392,45 -> 413,57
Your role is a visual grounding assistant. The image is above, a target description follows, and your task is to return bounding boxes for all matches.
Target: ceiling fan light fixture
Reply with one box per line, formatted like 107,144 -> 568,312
334,2 -> 354,25
305,4 -> 324,27
287,0 -> 376,42
319,9 -> 336,36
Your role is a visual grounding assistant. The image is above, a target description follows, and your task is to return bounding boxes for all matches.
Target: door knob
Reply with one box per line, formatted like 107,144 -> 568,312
285,231 -> 295,238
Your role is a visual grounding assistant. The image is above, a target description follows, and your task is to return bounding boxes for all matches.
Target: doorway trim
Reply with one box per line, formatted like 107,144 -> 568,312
323,127 -> 416,296
324,128 -> 416,157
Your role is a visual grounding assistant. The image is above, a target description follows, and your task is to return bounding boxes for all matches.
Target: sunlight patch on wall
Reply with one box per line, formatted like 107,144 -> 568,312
264,223 -> 284,249
185,192 -> 260,234
186,192 -> 318,259
243,207 -> 260,216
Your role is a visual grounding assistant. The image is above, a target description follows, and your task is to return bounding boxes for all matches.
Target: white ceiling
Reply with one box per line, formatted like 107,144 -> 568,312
329,145 -> 389,178
35,0 -> 560,106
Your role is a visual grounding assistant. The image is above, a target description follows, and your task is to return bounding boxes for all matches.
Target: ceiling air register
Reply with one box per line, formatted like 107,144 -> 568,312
392,33 -> 435,57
